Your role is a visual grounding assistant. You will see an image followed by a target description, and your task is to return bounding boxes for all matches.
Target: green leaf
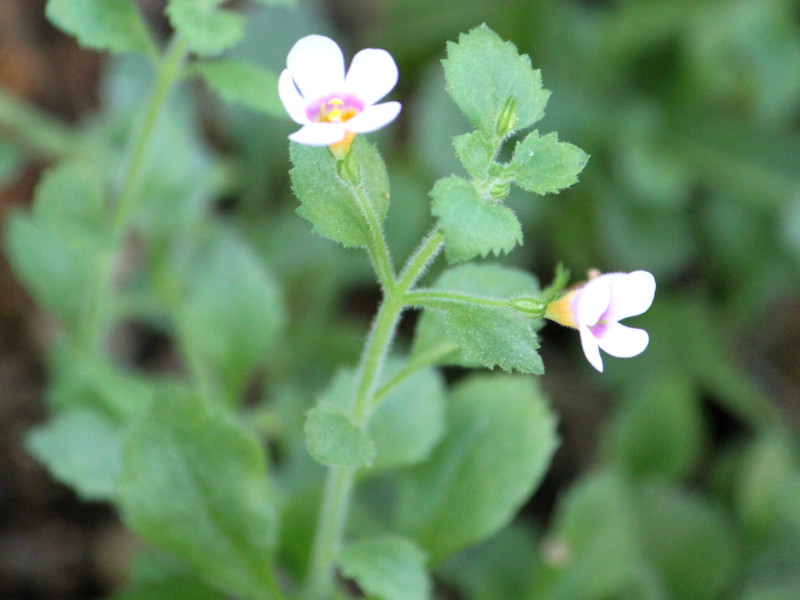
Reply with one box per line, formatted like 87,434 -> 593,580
290,137 -> 390,247
368,365 -> 446,472
437,524 -> 541,600
453,130 -> 496,179
635,484 -> 739,600
31,162 -> 106,240
3,212 -> 104,329
118,393 -> 277,600
340,536 -> 431,600
431,176 -> 522,263
45,0 -> 151,55
509,131 -> 589,194
542,471 -> 641,600
2,163 -> 110,328
174,228 -> 284,400
412,264 -> 543,374
397,374 -> 557,562
736,432 -> 800,537
305,406 -> 375,469
443,25 -> 550,136
111,551 -> 224,600
166,0 -> 244,57
605,374 -> 705,481
26,409 -> 123,502
195,60 -> 283,116
46,340 -> 162,421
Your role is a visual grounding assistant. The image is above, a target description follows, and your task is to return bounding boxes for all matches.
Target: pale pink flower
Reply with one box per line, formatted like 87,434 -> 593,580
278,34 -> 401,153
546,270 -> 656,372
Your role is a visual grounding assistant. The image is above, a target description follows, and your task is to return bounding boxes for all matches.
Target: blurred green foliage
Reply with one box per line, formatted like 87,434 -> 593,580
1,0 -> 799,599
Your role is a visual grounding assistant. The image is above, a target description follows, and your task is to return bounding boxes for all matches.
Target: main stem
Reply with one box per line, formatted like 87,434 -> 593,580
302,228 -> 443,600
80,37 -> 187,354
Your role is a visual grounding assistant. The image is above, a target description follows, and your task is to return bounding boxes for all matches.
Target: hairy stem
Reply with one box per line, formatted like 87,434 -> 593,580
80,36 -> 187,354
302,227 -> 444,600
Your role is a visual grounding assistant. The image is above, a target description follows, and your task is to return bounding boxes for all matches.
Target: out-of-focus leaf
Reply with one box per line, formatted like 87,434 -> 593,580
26,409 -> 123,502
605,373 -> 705,481
195,60 -> 283,116
118,393 -> 278,600
172,227 -> 284,401
46,0 -> 151,55
166,0 -> 243,57
304,405 -> 375,469
340,536 -> 430,600
397,374 -> 557,562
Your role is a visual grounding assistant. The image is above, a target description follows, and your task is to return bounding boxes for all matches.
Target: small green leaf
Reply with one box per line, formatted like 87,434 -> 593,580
412,264 -> 543,374
195,60 -> 283,116
509,130 -> 589,195
26,409 -> 123,502
173,228 -> 284,400
368,365 -> 446,472
453,131 -> 496,179
290,137 -> 390,247
118,393 -> 277,600
305,406 -> 375,469
340,536 -> 431,600
443,25 -> 550,136
606,374 -> 704,482
45,0 -> 152,55
431,176 -> 522,263
32,162 -> 106,240
397,374 -> 557,562
445,304 -> 544,374
437,524 -> 541,600
635,484 -> 739,600
3,213 -> 104,329
544,471 -> 640,600
166,0 -> 243,57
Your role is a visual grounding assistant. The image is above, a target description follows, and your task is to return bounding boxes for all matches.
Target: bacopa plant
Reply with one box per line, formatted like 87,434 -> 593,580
0,2 -> 665,600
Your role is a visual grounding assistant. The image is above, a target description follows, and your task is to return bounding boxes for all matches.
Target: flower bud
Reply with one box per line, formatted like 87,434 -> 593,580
496,95 -> 518,139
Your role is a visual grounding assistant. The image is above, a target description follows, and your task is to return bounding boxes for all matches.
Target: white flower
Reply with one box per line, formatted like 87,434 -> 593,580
546,270 -> 656,372
278,34 -> 401,151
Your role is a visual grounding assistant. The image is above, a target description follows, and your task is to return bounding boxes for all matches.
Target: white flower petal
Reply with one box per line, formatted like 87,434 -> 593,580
595,322 -> 649,358
344,48 -> 399,106
286,35 -> 346,101
603,270 -> 656,322
579,325 -> 604,372
345,102 -> 401,133
278,69 -> 311,124
289,122 -> 347,146
573,278 -> 610,328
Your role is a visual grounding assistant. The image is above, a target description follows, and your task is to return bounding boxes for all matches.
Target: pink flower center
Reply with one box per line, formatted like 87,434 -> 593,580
309,95 -> 364,124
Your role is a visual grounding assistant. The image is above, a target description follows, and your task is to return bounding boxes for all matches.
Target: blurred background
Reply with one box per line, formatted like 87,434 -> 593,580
1,0 -> 799,598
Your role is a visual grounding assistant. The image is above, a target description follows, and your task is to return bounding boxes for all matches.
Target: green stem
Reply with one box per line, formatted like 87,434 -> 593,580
302,229 -> 444,600
372,342 -> 458,404
404,288 -> 511,311
113,36 -> 188,234
80,37 -> 187,353
353,182 -> 395,290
